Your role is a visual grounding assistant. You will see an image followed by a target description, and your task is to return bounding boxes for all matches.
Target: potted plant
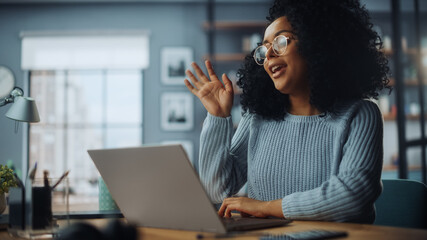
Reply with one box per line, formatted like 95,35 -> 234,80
0,164 -> 18,214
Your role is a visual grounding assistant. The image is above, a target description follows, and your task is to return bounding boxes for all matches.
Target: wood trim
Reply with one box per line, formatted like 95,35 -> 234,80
203,21 -> 268,30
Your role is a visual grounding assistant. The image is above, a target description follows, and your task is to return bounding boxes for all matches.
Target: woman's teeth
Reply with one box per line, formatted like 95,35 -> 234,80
272,65 -> 284,73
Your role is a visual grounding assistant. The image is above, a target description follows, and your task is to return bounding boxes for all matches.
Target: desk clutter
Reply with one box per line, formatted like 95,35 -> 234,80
196,229 -> 348,240
7,164 -> 70,239
56,219 -> 138,240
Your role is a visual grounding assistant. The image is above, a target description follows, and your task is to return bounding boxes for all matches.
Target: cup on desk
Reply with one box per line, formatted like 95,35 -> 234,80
8,177 -> 70,239
98,177 -> 119,211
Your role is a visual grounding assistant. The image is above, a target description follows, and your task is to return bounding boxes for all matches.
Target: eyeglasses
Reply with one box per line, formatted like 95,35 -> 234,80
253,35 -> 294,66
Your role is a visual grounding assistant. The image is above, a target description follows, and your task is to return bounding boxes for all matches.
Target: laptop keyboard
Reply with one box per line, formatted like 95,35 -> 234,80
222,217 -> 291,231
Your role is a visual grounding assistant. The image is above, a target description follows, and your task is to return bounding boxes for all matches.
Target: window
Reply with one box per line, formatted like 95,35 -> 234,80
29,70 -> 142,211
21,32 -> 149,211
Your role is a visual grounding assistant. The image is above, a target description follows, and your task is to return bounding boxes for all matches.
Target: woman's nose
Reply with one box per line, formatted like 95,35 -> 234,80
265,46 -> 277,62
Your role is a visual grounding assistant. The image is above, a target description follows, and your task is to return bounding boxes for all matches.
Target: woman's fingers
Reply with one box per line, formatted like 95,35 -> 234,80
185,69 -> 201,88
218,198 -> 239,218
191,62 -> 210,83
224,205 -> 233,218
186,61 -> 223,86
219,204 -> 233,218
184,79 -> 197,95
205,60 -> 219,82
218,201 -> 227,217
222,73 -> 234,94
218,197 -> 269,218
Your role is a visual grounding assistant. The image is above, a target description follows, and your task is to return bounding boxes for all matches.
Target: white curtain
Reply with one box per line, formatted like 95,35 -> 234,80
21,31 -> 150,70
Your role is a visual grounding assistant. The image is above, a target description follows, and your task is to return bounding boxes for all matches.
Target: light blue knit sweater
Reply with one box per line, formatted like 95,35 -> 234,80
199,99 -> 383,223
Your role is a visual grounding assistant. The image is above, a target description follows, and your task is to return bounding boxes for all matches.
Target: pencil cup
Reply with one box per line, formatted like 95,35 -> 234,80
8,177 -> 70,239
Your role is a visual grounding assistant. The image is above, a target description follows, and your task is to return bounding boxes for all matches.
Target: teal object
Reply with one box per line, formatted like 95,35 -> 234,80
374,179 -> 427,229
98,178 -> 119,211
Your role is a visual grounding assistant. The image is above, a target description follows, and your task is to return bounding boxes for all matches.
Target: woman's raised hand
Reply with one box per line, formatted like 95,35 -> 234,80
184,60 -> 234,118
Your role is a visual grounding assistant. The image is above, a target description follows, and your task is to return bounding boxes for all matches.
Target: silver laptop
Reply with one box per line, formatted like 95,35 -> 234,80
87,144 -> 291,233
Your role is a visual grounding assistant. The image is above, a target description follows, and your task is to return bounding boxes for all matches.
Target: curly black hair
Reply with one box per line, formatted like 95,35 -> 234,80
237,0 -> 391,120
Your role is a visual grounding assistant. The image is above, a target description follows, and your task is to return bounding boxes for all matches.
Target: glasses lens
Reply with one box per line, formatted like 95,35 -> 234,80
254,46 -> 267,65
273,35 -> 288,55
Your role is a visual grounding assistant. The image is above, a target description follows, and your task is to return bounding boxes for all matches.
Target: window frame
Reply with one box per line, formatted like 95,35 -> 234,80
27,69 -> 144,217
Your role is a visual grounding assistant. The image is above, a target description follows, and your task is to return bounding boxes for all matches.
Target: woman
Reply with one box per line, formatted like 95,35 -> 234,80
184,0 -> 390,223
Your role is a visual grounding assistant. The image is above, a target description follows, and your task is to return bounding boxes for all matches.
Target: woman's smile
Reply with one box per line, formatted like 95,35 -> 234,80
270,64 -> 287,78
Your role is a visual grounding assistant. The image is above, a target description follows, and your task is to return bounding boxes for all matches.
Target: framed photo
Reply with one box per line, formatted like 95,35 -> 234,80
161,47 -> 193,85
161,140 -> 194,165
161,92 -> 194,131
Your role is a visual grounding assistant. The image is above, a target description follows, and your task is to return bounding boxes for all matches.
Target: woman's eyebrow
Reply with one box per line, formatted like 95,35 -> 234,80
262,30 -> 294,44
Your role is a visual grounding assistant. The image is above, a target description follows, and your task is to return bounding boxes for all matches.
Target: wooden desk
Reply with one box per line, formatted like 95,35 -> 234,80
1,219 -> 427,240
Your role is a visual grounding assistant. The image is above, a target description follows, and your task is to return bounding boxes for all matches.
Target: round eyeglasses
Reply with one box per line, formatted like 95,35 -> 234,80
253,35 -> 293,66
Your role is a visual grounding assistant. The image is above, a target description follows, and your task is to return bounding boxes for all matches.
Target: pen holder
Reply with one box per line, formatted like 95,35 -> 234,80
31,183 -> 53,229
8,177 -> 70,239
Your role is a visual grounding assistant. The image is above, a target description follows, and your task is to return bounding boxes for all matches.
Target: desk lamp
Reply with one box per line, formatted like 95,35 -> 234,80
1,87 -> 40,122
0,65 -> 40,125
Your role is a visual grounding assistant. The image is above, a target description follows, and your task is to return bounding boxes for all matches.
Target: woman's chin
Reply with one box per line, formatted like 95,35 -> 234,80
273,82 -> 289,94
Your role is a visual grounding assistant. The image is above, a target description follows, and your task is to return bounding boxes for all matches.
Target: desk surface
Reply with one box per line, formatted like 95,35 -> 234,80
1,219 -> 427,240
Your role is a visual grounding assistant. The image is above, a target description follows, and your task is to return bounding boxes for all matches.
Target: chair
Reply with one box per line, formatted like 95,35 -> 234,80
374,179 -> 427,229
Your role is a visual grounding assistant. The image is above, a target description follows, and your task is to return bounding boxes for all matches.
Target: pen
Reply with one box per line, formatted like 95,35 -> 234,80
43,170 -> 50,188
28,162 -> 37,182
52,170 -> 70,190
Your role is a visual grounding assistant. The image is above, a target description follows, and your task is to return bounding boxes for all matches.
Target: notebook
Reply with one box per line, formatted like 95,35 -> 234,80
87,144 -> 291,233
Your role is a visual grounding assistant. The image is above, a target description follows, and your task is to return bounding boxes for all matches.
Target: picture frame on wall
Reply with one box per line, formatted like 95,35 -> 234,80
161,92 -> 194,131
161,47 -> 193,85
161,140 -> 194,165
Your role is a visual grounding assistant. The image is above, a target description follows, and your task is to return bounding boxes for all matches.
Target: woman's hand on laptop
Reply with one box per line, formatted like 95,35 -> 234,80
218,197 -> 284,218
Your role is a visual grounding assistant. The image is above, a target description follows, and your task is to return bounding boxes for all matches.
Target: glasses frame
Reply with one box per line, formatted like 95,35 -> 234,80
253,35 -> 295,66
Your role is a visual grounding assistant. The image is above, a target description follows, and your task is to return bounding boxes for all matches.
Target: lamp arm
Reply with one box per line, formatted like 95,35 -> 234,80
0,87 -> 24,107
0,98 -> 13,107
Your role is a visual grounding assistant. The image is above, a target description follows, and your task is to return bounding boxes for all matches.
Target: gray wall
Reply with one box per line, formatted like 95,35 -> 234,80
2,0 -> 418,176
0,2 -> 210,171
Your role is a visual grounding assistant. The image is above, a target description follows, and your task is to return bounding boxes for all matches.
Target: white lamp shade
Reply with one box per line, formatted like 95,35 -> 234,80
5,97 -> 40,122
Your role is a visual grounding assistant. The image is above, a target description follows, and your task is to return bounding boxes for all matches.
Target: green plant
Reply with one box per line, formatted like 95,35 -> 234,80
0,165 -> 17,194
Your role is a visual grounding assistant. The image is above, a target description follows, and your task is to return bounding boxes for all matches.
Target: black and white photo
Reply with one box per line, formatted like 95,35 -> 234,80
161,92 -> 193,131
161,47 -> 193,85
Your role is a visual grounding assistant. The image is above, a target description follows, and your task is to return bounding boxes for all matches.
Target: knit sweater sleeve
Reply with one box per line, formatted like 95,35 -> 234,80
199,112 -> 251,203
282,101 -> 383,222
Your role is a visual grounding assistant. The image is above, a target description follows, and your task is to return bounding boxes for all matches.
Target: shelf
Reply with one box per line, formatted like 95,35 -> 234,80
381,48 -> 427,56
383,165 -> 422,171
403,48 -> 427,55
203,21 -> 267,31
406,114 -> 426,121
387,78 -> 427,86
205,53 -> 248,62
383,113 -> 395,121
383,113 -> 427,121
404,79 -> 427,86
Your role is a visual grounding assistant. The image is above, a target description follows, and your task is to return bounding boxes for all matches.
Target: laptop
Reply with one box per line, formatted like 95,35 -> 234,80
87,144 -> 291,233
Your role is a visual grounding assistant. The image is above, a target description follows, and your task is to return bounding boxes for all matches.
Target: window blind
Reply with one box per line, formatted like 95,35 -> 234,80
21,31 -> 150,70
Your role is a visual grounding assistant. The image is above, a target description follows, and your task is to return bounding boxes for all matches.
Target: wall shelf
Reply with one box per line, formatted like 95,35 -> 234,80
383,165 -> 422,171
204,53 -> 248,62
382,48 -> 427,56
203,21 -> 267,31
387,78 -> 427,86
383,113 -> 427,121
